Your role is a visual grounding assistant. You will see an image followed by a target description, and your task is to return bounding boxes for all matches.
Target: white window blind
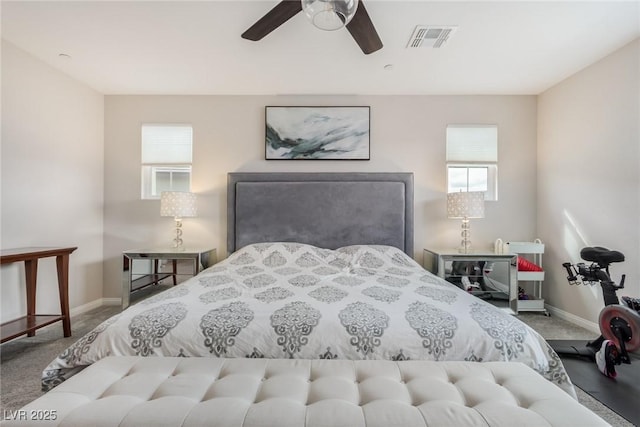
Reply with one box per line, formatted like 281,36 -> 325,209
446,125 -> 497,162
142,125 -> 193,164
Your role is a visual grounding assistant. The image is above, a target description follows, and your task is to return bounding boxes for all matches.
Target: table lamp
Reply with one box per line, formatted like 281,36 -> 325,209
160,191 -> 197,250
447,191 -> 485,254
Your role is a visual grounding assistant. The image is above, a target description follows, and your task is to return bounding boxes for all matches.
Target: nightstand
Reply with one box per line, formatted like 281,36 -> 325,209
122,248 -> 216,309
424,249 -> 518,314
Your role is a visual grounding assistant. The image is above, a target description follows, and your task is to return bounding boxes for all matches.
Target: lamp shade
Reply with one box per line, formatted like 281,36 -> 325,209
447,191 -> 485,219
301,0 -> 359,31
160,191 -> 197,218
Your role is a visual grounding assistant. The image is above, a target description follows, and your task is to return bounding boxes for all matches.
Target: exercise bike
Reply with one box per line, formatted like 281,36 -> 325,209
552,246 -> 640,378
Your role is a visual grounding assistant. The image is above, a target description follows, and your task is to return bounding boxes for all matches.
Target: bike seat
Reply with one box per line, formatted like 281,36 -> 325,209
581,246 -> 625,265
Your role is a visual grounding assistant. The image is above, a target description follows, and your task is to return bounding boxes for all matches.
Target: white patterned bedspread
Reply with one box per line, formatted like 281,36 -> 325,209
42,243 -> 575,397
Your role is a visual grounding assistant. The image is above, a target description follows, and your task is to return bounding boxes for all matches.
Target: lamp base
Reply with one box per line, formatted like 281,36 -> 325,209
458,218 -> 472,254
172,218 -> 185,251
458,245 -> 472,254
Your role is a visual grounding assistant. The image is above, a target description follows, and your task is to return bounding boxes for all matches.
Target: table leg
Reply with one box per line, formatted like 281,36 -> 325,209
56,254 -> 72,337
24,259 -> 38,336
172,260 -> 177,286
122,256 -> 131,309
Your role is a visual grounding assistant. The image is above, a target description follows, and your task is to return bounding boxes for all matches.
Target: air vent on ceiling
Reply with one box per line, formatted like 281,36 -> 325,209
407,25 -> 458,49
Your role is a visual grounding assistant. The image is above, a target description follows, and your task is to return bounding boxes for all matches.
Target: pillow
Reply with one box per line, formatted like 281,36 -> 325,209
518,256 -> 543,272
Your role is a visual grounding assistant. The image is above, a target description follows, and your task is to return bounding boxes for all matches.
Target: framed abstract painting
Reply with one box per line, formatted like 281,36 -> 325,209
265,106 -> 370,160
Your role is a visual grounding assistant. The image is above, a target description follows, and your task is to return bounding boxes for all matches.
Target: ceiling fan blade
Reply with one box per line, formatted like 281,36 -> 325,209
242,0 -> 303,41
346,1 -> 383,54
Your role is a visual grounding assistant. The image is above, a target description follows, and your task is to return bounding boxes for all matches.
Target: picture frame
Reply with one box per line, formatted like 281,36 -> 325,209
265,106 -> 370,160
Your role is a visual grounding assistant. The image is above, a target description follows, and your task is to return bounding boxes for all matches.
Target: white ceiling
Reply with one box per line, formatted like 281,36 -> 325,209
2,1 -> 639,95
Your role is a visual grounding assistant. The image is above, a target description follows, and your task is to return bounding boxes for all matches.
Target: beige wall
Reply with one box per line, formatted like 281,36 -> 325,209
7,36 -> 636,329
7,36 -> 636,330
1,41 -> 105,322
538,39 -> 640,327
104,95 -> 538,299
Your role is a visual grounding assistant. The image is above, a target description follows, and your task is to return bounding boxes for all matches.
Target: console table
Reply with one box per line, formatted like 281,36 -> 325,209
0,246 -> 77,343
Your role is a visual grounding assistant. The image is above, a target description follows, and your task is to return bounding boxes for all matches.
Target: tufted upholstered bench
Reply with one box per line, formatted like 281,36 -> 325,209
3,357 -> 607,427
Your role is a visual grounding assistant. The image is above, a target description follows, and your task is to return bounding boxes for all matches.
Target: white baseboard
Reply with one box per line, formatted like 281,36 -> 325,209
545,303 -> 600,334
70,297 -> 121,318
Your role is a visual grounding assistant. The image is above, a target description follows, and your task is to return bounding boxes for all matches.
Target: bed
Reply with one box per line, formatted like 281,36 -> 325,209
41,172 -> 575,400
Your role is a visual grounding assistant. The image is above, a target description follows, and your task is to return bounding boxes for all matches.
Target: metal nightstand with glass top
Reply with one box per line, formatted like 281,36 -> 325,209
424,249 -> 518,314
122,247 -> 216,309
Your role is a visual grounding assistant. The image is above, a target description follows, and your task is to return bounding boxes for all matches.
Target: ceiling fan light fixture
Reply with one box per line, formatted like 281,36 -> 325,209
301,0 -> 359,31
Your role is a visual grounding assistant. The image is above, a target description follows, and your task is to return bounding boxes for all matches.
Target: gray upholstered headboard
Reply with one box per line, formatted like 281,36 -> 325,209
227,172 -> 414,256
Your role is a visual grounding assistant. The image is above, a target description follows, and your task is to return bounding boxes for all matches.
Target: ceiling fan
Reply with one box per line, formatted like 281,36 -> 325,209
241,0 -> 383,55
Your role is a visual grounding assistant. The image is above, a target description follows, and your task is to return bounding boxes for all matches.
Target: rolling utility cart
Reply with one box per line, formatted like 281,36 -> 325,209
496,239 -> 547,315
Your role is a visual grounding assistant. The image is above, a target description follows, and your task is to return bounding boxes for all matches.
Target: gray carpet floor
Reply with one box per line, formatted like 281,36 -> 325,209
0,302 -> 634,426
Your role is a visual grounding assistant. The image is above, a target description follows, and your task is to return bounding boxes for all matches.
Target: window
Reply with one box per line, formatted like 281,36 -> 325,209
141,124 -> 193,199
446,125 -> 498,201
